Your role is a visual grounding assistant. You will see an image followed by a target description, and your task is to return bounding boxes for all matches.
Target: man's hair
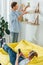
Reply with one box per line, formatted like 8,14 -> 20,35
29,50 -> 38,59
11,2 -> 17,8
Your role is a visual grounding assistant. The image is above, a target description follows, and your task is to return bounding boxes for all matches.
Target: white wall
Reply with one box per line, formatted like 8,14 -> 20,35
38,0 -> 43,46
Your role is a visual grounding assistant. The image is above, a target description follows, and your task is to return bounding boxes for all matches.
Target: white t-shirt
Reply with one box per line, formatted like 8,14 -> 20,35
19,59 -> 30,65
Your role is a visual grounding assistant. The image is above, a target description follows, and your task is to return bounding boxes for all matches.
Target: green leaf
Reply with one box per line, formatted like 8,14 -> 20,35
1,17 -> 4,20
4,22 -> 8,29
0,27 -> 4,37
5,29 -> 10,35
2,19 -> 5,23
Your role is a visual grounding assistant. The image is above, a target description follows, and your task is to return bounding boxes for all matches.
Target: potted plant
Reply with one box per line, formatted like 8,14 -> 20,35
0,17 -> 10,47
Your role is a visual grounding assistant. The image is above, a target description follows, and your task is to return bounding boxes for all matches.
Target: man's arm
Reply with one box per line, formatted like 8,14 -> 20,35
15,52 -> 19,65
18,11 -> 29,21
18,5 -> 29,21
19,5 -> 30,12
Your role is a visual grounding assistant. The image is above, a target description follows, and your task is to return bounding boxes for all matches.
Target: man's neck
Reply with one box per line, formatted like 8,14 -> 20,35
12,9 -> 16,11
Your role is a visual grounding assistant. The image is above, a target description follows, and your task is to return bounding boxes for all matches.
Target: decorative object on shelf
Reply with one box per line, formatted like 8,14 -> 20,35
0,17 -> 10,47
35,2 -> 40,13
20,4 -> 25,11
25,15 -> 39,25
20,3 -> 30,11
28,2 -> 30,7
34,15 -> 39,25
33,2 -> 40,25
19,2 -> 40,25
27,2 -> 40,14
19,3 -> 30,22
25,2 -> 40,25
25,18 -> 28,22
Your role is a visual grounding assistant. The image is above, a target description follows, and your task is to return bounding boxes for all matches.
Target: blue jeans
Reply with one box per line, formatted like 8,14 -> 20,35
9,33 -> 19,43
3,44 -> 25,65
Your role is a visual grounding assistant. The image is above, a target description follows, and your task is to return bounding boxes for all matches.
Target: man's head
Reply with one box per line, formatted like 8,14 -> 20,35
11,2 -> 18,10
29,50 -> 38,60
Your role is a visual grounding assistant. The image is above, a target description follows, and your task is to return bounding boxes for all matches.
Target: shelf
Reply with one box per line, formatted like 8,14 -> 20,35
22,2 -> 40,25
28,10 -> 40,14
25,21 -> 40,26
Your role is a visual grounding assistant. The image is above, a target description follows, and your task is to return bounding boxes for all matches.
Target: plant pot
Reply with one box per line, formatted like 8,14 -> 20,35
0,38 -> 6,47
0,38 -> 3,47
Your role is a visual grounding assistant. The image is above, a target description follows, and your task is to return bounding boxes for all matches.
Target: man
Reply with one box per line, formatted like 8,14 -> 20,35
9,2 -> 29,43
15,50 -> 38,65
3,44 -> 38,65
14,50 -> 38,65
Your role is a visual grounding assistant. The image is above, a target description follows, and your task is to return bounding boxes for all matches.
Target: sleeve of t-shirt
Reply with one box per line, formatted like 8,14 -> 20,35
17,11 -> 23,16
19,59 -> 30,65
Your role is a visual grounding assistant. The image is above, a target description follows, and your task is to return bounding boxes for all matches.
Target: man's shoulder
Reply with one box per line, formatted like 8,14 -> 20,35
9,11 -> 16,18
19,59 -> 30,65
10,11 -> 15,15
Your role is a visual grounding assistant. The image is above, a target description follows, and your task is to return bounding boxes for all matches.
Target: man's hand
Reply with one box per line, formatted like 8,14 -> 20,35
18,15 -> 23,21
18,4 -> 30,21
23,11 -> 29,14
18,11 -> 29,21
16,51 -> 20,59
24,5 -> 30,11
15,51 -> 21,65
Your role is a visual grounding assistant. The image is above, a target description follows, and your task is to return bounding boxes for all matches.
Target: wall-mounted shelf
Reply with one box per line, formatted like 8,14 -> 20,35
24,3 -> 40,25
28,10 -> 40,14
25,21 -> 39,25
